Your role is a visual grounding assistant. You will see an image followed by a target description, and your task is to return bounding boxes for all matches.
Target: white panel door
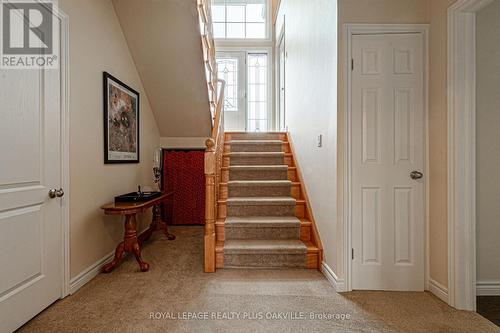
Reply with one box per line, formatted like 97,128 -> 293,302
0,39 -> 63,333
351,33 -> 425,291
216,52 -> 246,132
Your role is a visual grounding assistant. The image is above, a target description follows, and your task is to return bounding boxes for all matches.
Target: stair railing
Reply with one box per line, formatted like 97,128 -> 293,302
197,0 -> 225,273
204,79 -> 225,273
197,0 -> 218,124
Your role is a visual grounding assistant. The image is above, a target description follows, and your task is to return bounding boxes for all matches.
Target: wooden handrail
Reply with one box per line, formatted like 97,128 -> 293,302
204,79 -> 225,273
197,0 -> 225,272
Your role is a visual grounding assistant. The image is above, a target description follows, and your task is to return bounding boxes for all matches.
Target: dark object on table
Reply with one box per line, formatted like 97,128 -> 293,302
115,190 -> 162,203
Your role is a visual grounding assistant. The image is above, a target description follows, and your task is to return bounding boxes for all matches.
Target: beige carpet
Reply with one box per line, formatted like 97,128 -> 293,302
18,227 -> 498,333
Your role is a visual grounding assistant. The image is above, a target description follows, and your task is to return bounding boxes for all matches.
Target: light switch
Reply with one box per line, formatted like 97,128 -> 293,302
317,135 -> 323,148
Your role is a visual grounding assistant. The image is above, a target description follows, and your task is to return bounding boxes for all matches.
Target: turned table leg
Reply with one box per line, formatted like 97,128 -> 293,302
102,214 -> 150,273
153,204 -> 176,241
102,241 -> 124,273
139,204 -> 176,244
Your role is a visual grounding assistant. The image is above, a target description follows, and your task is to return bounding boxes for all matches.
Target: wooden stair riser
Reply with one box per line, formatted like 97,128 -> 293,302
300,224 -> 312,242
306,252 -> 320,269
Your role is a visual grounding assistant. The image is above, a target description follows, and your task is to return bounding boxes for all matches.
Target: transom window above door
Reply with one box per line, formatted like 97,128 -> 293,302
212,0 -> 268,39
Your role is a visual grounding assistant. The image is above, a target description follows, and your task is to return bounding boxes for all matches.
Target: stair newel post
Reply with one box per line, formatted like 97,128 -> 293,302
204,138 -> 217,273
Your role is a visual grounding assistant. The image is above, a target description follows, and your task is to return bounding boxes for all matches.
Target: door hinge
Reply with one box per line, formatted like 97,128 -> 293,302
351,248 -> 354,260
351,59 -> 354,71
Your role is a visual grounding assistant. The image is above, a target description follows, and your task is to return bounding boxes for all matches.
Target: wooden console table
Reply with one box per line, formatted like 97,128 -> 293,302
100,192 -> 175,273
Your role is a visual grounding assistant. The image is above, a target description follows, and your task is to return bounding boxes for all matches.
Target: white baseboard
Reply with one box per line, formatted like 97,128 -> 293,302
477,280 -> 500,296
322,262 -> 346,292
428,278 -> 449,303
68,251 -> 114,295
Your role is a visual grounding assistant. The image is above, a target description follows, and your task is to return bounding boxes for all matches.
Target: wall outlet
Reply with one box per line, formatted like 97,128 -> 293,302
317,135 -> 323,148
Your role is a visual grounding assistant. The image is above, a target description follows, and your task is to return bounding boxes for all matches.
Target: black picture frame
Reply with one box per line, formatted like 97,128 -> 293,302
103,72 -> 140,164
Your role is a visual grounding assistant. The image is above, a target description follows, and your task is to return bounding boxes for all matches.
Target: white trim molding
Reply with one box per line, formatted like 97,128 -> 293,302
429,278 -> 449,303
447,0 -> 495,311
477,281 -> 500,296
69,252 -> 114,295
343,24 -> 430,292
322,262 -> 346,293
50,7 -> 71,299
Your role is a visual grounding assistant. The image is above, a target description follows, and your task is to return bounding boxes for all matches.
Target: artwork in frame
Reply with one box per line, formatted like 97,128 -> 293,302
103,72 -> 140,164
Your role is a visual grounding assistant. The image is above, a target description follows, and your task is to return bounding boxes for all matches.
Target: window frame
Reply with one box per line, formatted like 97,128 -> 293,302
212,0 -> 272,43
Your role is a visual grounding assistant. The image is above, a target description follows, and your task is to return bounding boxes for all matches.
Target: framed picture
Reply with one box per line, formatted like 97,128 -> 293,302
103,72 -> 140,164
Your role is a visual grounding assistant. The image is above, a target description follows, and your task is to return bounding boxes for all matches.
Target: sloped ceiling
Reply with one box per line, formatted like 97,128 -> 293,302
112,0 -> 212,137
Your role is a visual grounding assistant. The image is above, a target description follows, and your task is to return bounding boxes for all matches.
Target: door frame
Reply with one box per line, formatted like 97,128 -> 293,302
275,20 -> 286,131
216,46 -> 274,132
215,51 -> 247,131
343,24 -> 430,292
447,0 -> 495,311
55,7 -> 71,298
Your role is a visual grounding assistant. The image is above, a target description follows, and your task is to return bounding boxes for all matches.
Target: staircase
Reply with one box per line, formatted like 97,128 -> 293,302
215,132 -> 322,269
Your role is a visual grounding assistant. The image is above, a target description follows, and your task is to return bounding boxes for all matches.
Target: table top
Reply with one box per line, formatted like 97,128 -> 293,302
101,192 -> 173,215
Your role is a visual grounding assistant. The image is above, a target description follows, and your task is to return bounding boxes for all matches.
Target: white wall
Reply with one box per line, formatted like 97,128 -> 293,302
476,0 -> 500,288
275,0 -> 338,273
59,0 -> 160,279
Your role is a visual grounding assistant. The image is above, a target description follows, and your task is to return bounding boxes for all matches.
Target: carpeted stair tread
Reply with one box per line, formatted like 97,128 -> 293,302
229,165 -> 288,171
224,239 -> 307,254
226,152 -> 285,156
228,180 -> 292,197
228,133 -> 285,140
227,197 -> 296,206
228,180 -> 292,186
227,140 -> 283,145
225,216 -> 300,228
229,153 -> 286,166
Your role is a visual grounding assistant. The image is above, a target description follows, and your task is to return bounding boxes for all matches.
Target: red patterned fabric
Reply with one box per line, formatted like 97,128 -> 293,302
162,150 -> 205,225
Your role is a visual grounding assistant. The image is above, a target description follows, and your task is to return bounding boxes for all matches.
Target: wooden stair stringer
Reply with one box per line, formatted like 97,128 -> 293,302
284,133 -> 324,270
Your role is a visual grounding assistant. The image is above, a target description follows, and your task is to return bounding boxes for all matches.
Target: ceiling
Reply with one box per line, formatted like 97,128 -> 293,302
112,0 -> 212,137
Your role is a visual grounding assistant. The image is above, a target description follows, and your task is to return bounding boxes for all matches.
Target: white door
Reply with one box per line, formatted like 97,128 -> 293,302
216,52 -> 246,131
0,38 -> 63,333
277,34 -> 286,131
351,33 -> 425,291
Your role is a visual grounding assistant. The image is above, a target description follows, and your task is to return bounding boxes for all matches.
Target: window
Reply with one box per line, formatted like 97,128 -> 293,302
216,57 -> 239,111
212,0 -> 268,39
247,53 -> 268,132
